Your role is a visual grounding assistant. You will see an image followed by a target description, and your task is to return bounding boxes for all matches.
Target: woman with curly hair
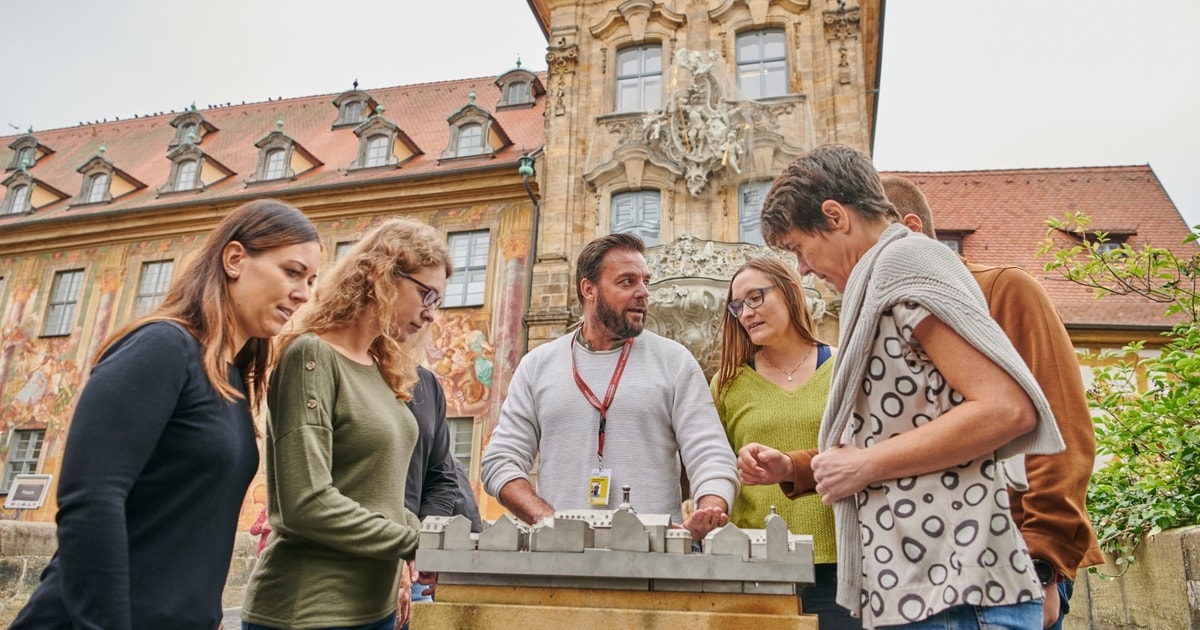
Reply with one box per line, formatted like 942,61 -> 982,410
12,199 -> 321,630
240,217 -> 451,630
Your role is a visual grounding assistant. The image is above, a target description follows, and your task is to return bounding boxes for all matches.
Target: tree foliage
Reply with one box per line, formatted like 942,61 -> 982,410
1039,213 -> 1200,574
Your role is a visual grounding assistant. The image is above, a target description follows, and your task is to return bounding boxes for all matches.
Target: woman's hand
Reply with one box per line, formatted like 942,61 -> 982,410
737,442 -> 794,486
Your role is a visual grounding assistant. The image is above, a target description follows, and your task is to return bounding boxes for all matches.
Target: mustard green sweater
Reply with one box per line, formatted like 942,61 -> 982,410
711,358 -> 837,564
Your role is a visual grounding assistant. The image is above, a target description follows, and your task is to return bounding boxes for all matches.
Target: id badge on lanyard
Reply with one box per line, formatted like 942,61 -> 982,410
571,335 -> 633,507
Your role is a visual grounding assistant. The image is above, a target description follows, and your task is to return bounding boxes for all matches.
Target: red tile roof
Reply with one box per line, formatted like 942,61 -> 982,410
0,74 -> 546,223
883,166 -> 1198,329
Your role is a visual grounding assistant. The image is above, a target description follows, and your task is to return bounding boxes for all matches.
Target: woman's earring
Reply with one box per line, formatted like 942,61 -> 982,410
227,268 -> 238,278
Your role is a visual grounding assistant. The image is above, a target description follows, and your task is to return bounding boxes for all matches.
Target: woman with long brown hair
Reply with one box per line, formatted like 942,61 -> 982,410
240,217 -> 452,630
12,199 -> 321,630
711,257 -> 855,628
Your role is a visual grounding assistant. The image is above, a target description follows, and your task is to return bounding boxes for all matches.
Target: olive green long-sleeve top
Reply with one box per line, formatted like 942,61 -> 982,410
241,333 -> 421,630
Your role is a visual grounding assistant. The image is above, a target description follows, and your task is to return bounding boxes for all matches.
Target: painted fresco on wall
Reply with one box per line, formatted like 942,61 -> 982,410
425,311 -> 495,419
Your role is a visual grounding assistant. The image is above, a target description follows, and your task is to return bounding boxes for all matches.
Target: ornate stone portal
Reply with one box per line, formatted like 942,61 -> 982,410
642,235 -> 830,374
642,49 -> 748,196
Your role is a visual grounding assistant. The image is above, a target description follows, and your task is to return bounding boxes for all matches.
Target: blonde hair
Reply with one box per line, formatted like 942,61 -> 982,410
714,257 -> 823,398
280,218 -> 451,401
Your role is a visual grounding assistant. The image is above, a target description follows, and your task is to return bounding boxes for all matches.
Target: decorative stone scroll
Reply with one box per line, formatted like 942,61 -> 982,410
642,49 -> 749,196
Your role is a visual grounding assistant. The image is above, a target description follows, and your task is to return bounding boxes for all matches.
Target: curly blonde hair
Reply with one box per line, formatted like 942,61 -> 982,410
280,218 -> 451,401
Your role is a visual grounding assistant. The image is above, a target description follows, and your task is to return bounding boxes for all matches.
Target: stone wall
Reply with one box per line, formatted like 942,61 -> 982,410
1065,526 -> 1200,630
0,520 -> 258,626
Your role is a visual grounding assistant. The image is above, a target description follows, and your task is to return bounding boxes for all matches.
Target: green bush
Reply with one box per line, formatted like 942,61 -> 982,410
1039,213 -> 1200,574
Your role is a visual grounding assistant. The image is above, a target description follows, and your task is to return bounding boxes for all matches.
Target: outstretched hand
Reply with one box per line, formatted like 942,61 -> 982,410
737,442 -> 793,486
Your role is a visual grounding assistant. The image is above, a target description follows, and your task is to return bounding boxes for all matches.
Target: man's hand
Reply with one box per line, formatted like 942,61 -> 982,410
395,561 -> 416,628
1042,581 -> 1060,628
416,571 -> 439,599
812,444 -> 870,504
737,443 -> 793,486
679,495 -> 729,541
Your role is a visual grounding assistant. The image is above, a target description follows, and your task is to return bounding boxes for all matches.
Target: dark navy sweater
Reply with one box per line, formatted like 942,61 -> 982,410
12,321 -> 259,630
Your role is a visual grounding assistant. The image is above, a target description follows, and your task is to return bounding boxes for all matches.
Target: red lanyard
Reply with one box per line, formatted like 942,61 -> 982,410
570,335 -> 634,466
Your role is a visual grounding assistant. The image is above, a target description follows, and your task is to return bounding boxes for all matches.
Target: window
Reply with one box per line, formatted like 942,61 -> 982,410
85,173 -> 110,203
180,123 -> 198,144
16,147 -> 34,169
615,45 -> 663,113
611,190 -> 661,246
264,149 -> 287,181
447,418 -> 474,472
134,260 -> 174,316
343,101 -> 365,125
444,231 -> 490,308
364,136 -> 390,168
335,241 -> 357,261
736,29 -> 788,99
1096,240 -> 1126,255
938,237 -> 962,254
455,124 -> 484,157
505,81 -> 530,105
43,269 -> 84,337
2,184 -> 30,215
175,159 -> 199,190
2,430 -> 44,494
738,181 -> 771,245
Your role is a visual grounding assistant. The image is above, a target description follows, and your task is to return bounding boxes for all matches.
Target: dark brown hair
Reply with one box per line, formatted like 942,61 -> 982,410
575,232 -> 645,308
94,199 -> 320,424
760,144 -> 898,248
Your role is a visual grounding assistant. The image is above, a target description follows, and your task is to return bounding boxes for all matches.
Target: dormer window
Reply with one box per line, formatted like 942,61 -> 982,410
456,124 -> 484,157
332,88 -> 378,128
495,65 -> 544,110
248,120 -> 320,184
441,95 -> 510,162
84,173 -> 110,204
72,153 -> 145,206
2,168 -> 67,215
161,142 -> 233,194
349,109 -> 420,171
2,184 -> 30,215
6,134 -> 53,171
168,109 -> 216,147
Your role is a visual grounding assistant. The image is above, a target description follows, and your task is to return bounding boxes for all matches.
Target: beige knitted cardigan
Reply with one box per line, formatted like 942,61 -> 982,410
817,223 -> 1065,615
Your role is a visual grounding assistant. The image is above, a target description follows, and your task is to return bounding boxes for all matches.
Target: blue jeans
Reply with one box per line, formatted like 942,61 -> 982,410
243,612 -> 396,630
1046,580 -> 1074,630
879,600 -> 1042,629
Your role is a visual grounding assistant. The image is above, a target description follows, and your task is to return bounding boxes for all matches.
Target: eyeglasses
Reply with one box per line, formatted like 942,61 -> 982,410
398,271 -> 442,310
727,286 -> 774,318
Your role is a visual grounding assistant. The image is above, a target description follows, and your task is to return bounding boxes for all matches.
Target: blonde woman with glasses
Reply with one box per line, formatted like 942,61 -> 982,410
712,257 -> 856,628
240,218 -> 451,630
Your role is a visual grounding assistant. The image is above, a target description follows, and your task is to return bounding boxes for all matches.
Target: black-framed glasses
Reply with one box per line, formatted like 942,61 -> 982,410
398,271 -> 442,310
727,286 -> 774,318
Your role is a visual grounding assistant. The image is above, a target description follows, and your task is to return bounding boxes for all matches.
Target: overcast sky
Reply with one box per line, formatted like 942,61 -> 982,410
4,1 -> 1197,229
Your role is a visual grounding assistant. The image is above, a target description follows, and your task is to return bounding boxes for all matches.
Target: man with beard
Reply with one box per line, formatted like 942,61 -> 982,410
481,233 -> 739,540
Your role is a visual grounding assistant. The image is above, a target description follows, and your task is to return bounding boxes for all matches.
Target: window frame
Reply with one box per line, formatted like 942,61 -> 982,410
443,230 -> 491,308
737,181 -> 772,245
2,183 -> 31,215
133,260 -> 175,317
735,28 -> 789,100
447,417 -> 475,473
615,44 -> 663,113
610,189 -> 662,246
42,268 -> 85,337
85,172 -> 110,204
2,430 -> 45,494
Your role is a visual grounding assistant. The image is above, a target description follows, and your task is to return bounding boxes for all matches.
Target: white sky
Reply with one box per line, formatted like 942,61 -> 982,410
4,1 -> 1197,229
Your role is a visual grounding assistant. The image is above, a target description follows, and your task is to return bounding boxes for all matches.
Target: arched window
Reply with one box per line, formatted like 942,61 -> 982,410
175,160 -> 199,190
86,173 -> 110,203
456,124 -> 484,157
611,190 -> 661,246
264,149 -> 287,180
364,135 -> 390,167
3,184 -> 31,214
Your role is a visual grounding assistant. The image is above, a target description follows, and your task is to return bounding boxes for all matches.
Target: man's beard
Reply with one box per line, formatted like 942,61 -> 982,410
595,291 -> 645,339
